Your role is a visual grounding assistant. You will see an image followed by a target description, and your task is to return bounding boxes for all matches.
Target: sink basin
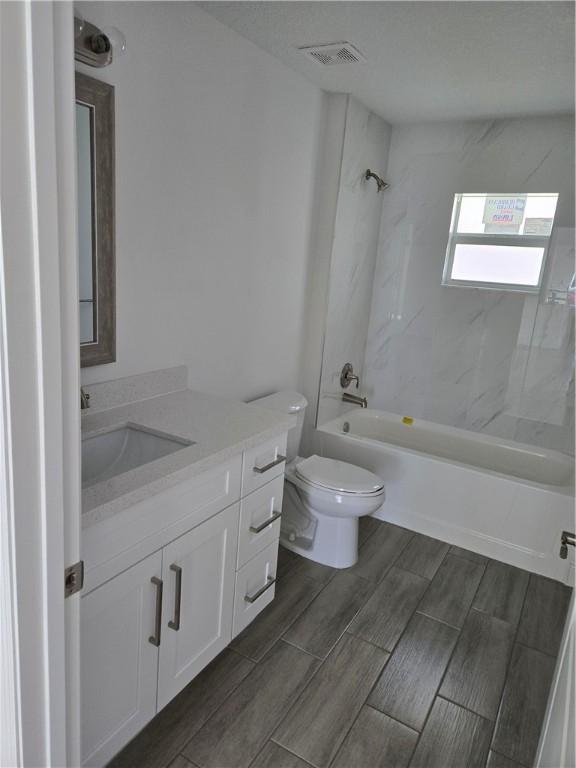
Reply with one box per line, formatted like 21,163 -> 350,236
82,424 -> 194,488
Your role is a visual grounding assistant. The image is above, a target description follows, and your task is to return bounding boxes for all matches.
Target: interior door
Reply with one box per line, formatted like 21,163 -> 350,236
80,551 -> 162,767
157,504 -> 238,710
536,592 -> 575,768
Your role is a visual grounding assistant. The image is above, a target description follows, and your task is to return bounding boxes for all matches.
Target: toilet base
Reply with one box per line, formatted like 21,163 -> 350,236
280,487 -> 359,568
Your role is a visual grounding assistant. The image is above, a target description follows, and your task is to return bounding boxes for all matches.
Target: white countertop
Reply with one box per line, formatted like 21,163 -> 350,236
81,389 -> 294,528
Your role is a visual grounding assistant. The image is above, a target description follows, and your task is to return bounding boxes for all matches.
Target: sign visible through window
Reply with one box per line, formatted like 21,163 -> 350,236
443,193 -> 559,291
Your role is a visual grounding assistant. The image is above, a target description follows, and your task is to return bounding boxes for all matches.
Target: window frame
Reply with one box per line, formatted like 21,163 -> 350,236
442,194 -> 553,293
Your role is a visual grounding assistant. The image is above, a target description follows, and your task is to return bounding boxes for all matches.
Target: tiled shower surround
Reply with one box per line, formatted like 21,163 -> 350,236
363,115 -> 575,455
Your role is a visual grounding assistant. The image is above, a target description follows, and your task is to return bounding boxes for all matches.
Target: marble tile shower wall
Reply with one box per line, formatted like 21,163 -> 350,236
317,97 -> 391,424
363,116 -> 575,455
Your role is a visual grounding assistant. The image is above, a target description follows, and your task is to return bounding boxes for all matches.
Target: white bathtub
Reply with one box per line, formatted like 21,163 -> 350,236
315,409 -> 575,584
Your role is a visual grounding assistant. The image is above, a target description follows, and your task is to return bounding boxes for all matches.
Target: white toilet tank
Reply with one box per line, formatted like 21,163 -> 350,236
250,390 -> 308,461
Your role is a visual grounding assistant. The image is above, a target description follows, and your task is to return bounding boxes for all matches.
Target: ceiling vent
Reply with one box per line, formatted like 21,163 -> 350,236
298,42 -> 366,67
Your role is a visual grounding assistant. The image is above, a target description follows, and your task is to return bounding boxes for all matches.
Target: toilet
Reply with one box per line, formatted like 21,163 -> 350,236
252,391 -> 385,568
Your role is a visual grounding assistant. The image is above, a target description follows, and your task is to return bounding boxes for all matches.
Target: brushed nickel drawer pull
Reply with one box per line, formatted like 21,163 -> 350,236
249,511 -> 282,534
149,576 -> 163,647
253,454 -> 286,474
168,564 -> 182,631
244,575 -> 276,604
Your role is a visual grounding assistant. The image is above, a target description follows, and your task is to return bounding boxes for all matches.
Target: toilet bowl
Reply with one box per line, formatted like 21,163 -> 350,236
251,391 -> 385,568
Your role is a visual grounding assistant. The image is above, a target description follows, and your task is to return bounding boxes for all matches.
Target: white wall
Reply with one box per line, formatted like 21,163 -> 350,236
364,115 -> 575,453
77,2 -> 324,404
316,96 -> 391,425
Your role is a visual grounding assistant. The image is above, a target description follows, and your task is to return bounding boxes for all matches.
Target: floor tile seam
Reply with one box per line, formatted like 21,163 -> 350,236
315,646 -> 403,768
350,578 -> 426,680
177,660 -> 260,762
343,628 -> 396,655
271,634 -> 391,768
265,634 -> 343,748
265,644 -> 340,762
139,654 -> 257,768
280,573 -> 379,659
404,557 -> 491,766
323,694 -> 385,768
275,574 -> 349,654
268,735 -> 321,768
488,745 -> 530,768
243,576 -> 332,662
353,526 -> 417,585
385,529 -> 418,574
411,549 -> 486,626
174,757 -> 200,768
435,693 -> 496,724
487,570 -> 532,760
363,572 -> 461,702
514,639 -> 559,660
217,648 -> 328,768
258,739 -> 317,768
363,701 -> 421,736
179,639 -> 321,764
448,548 -> 492,568
414,608 -> 464,632
358,521 -> 380,549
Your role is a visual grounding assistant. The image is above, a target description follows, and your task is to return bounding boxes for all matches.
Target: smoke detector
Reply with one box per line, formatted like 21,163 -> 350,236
298,42 -> 366,66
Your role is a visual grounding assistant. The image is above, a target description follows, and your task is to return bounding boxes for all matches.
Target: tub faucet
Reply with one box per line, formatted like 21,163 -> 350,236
342,392 -> 368,408
80,387 -> 90,410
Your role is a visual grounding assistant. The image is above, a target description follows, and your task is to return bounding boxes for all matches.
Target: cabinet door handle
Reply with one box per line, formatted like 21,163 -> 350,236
168,564 -> 182,631
253,454 -> 286,474
244,575 -> 276,603
249,510 -> 282,534
149,576 -> 163,647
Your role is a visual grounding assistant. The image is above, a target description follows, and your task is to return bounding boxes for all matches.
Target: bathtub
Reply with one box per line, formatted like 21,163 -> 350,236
315,409 -> 575,584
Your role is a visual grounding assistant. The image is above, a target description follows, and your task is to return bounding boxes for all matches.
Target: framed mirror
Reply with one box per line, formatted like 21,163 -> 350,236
75,72 -> 116,367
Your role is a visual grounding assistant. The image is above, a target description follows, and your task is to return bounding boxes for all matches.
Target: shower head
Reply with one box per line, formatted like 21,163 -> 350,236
365,169 -> 389,192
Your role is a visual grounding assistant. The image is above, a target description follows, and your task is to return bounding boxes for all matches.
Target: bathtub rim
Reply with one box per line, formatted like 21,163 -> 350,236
318,410 -> 575,497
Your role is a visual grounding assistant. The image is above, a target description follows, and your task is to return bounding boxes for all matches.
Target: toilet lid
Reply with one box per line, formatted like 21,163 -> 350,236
295,456 -> 384,494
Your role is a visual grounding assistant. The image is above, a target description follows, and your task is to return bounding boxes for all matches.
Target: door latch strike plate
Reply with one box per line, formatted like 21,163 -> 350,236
560,531 -> 575,560
65,560 -> 84,597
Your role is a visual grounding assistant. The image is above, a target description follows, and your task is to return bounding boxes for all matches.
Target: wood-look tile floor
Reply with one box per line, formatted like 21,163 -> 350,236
110,519 -> 572,768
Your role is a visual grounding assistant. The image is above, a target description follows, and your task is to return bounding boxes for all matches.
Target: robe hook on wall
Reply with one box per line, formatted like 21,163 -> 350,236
365,169 -> 389,192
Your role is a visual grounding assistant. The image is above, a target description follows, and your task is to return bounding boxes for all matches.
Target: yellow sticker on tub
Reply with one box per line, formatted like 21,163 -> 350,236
402,416 -> 414,425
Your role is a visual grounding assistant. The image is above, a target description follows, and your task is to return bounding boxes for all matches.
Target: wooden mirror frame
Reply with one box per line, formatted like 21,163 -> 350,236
76,72 -> 116,367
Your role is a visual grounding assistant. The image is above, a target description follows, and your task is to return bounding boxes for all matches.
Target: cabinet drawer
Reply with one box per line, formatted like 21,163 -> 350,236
232,540 -> 279,638
238,475 -> 284,569
242,433 -> 288,496
83,456 -> 242,591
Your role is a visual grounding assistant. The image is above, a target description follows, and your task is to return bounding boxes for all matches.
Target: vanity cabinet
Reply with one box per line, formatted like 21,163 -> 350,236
81,433 -> 287,767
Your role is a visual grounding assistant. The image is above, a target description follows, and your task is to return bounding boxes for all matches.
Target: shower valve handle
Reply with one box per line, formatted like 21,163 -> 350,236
341,363 -> 359,389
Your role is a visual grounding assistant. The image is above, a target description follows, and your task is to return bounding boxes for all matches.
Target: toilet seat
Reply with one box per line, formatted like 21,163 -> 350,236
294,455 -> 384,496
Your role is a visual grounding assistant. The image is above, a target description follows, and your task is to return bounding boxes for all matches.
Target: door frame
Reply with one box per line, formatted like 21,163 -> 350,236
0,2 -> 81,765
536,591 -> 575,768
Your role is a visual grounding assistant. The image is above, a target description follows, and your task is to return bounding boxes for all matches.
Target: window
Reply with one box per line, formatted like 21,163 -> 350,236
442,193 -> 559,292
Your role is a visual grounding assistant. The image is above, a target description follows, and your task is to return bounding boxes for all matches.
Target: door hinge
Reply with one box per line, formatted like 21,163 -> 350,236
65,560 -> 84,597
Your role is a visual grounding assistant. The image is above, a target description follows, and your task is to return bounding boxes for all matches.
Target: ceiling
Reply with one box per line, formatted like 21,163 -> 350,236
198,1 -> 575,124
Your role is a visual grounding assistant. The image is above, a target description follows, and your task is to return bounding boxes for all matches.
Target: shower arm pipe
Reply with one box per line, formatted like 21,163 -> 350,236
365,169 -> 389,192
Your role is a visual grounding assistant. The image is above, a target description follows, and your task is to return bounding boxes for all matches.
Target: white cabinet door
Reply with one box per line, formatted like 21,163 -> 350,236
81,551 -> 162,768
157,504 -> 239,710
